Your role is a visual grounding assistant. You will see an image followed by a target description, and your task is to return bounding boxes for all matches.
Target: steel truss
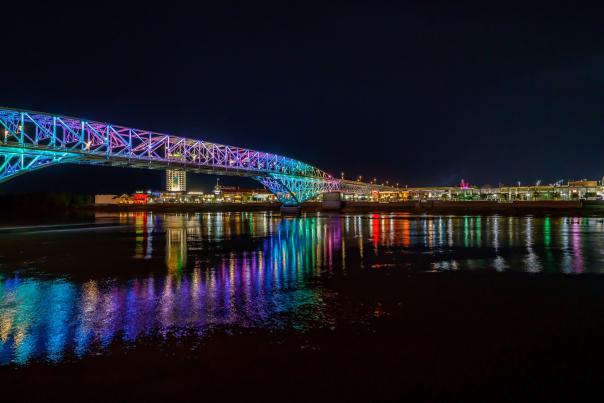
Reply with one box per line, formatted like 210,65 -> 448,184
255,174 -> 340,205
0,107 -> 394,205
0,147 -> 81,183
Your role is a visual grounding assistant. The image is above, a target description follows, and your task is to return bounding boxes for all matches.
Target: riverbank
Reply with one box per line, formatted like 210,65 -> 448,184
1,191 -> 601,217
93,199 -> 604,216
2,270 -> 602,402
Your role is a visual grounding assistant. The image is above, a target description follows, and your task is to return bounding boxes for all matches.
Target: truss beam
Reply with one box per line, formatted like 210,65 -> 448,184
0,107 -> 396,205
0,148 -> 81,183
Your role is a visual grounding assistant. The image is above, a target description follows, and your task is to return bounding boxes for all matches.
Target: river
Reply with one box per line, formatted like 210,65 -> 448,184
1,212 -> 603,366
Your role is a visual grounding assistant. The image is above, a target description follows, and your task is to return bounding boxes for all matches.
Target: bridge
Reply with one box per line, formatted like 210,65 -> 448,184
0,107 -> 393,207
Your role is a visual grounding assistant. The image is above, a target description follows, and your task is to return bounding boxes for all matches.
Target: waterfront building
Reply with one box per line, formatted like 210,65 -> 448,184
132,193 -> 150,204
95,178 -> 604,205
94,194 -> 120,205
166,170 -> 187,192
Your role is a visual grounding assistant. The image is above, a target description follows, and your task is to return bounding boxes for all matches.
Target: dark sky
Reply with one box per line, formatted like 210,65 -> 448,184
2,1 -> 604,193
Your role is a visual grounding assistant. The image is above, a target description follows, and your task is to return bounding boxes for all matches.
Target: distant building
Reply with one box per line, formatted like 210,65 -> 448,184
96,177 -> 604,206
95,194 -> 120,205
166,170 -> 186,192
569,180 -> 598,188
132,193 -> 150,204
219,187 -> 275,202
213,179 -> 275,202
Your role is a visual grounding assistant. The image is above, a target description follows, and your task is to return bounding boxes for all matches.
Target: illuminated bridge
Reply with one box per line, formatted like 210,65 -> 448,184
0,107 -> 393,206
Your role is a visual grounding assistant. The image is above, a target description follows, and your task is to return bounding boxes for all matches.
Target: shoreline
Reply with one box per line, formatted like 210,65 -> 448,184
92,199 -> 604,216
2,200 -> 604,221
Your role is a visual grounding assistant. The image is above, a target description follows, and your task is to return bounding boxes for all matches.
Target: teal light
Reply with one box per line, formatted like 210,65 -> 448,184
0,148 -> 80,183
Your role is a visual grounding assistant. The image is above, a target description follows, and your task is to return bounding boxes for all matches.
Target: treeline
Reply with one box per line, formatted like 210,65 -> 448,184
0,192 -> 93,215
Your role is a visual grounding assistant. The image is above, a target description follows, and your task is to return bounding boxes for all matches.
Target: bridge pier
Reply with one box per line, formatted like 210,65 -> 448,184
322,191 -> 343,211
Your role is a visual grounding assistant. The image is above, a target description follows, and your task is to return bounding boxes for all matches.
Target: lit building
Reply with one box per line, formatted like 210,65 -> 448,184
95,177 -> 604,206
166,170 -> 186,192
212,178 -> 275,203
94,194 -> 120,205
132,193 -> 150,204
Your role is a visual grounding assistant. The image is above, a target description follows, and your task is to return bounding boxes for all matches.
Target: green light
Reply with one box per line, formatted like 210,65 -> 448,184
544,217 -> 551,247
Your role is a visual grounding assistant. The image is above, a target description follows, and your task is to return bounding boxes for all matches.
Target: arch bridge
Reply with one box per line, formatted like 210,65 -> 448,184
0,107 -> 393,205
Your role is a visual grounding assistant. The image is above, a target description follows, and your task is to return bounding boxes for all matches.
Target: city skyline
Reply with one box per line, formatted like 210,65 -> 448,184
2,2 -> 604,194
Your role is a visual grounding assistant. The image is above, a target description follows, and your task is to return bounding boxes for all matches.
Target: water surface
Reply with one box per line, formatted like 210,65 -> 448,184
1,212 -> 603,365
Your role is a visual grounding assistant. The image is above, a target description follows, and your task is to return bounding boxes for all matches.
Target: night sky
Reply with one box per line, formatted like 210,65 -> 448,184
2,2 -> 604,194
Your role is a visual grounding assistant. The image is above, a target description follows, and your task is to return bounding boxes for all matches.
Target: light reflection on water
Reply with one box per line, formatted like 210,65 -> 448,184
1,212 -> 604,365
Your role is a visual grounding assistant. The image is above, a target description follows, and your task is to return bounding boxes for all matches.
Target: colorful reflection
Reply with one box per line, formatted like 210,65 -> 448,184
1,212 -> 604,365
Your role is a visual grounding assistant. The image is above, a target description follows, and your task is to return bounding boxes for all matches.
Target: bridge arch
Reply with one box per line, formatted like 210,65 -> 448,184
0,107 -> 391,204
0,108 -> 342,204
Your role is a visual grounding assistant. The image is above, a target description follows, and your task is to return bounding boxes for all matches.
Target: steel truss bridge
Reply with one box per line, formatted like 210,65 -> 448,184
0,107 -> 393,205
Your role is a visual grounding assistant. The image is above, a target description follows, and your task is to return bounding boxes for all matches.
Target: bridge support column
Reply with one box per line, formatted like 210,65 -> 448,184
280,205 -> 302,216
322,191 -> 343,211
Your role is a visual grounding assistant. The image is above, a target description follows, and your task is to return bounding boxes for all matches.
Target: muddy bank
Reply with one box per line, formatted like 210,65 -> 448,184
0,192 -> 94,223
